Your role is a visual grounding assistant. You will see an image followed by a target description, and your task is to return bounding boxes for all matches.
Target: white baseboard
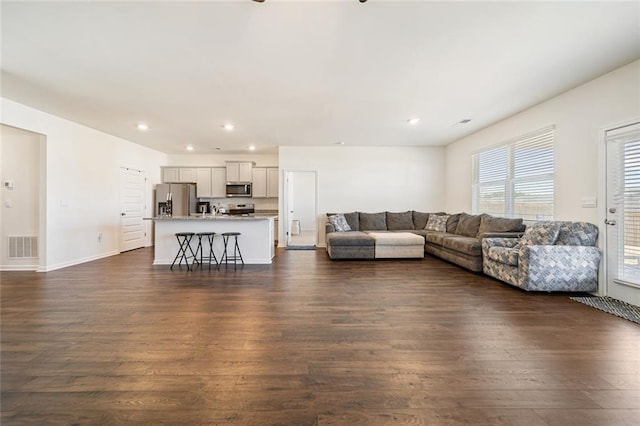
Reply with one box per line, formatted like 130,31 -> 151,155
39,250 -> 120,272
0,264 -> 39,271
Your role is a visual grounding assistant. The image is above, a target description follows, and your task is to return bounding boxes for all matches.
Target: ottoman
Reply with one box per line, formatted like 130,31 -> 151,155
369,232 -> 425,259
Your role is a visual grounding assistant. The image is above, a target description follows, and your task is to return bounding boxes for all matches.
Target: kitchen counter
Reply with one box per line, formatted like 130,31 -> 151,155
150,214 -> 277,221
150,215 -> 276,265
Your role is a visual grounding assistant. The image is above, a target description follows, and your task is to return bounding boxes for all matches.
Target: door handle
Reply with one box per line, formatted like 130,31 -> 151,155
605,219 -> 616,226
121,212 -> 126,216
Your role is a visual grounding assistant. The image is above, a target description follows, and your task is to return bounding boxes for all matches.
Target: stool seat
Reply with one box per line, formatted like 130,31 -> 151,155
194,232 -> 218,270
220,232 -> 244,269
171,232 -> 197,271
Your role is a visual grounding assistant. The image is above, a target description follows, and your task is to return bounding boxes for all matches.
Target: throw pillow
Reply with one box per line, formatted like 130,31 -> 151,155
454,213 -> 483,237
425,214 -> 449,232
328,214 -> 351,232
518,221 -> 561,246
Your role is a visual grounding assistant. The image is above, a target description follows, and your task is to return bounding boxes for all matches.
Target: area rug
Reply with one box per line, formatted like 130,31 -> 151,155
570,296 -> 640,325
285,246 -> 317,251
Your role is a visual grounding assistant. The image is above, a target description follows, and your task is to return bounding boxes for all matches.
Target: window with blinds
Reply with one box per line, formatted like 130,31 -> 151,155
472,126 -> 554,220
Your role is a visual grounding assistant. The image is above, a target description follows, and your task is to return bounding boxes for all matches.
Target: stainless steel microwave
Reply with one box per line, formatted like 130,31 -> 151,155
226,183 -> 252,198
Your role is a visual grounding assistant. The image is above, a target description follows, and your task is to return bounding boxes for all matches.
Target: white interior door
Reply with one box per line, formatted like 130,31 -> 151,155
605,120 -> 640,307
119,167 -> 146,252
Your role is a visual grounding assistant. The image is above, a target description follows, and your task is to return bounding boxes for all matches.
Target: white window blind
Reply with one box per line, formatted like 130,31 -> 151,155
473,126 -> 554,220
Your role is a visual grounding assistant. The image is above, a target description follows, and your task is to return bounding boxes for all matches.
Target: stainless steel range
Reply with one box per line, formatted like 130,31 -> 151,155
227,203 -> 255,216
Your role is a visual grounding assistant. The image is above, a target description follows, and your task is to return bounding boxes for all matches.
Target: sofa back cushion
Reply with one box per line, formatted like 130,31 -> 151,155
478,214 -> 525,235
359,212 -> 387,231
447,213 -> 461,233
412,211 -> 430,230
555,221 -> 598,246
454,213 -> 483,237
519,221 -> 561,246
386,211 -> 414,230
327,212 -> 359,231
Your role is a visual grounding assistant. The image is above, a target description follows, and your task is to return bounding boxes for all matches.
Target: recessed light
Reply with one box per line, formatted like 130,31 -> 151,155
248,145 -> 256,151
223,123 -> 235,131
136,123 -> 149,131
407,117 -> 420,125
186,145 -> 194,151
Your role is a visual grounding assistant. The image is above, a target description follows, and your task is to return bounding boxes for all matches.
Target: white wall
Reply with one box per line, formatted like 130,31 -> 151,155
279,146 -> 446,246
445,60 -> 640,224
0,98 -> 168,271
0,125 -> 42,269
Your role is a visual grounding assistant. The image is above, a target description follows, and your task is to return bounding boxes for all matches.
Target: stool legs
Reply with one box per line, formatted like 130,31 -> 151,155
171,233 -> 197,271
220,233 -> 244,270
195,233 -> 218,270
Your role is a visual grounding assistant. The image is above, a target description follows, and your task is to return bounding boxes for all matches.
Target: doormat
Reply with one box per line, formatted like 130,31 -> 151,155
570,296 -> 640,325
285,246 -> 317,251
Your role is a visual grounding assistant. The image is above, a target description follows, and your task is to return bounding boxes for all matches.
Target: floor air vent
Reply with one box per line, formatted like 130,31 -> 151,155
8,236 -> 38,259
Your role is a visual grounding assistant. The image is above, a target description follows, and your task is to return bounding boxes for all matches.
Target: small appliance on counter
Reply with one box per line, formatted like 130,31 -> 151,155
197,201 -> 211,214
228,203 -> 255,216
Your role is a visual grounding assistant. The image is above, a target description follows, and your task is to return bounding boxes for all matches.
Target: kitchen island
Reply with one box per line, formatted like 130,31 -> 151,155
150,215 -> 276,265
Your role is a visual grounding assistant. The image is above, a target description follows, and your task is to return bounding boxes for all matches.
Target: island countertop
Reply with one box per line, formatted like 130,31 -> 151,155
148,214 -> 277,221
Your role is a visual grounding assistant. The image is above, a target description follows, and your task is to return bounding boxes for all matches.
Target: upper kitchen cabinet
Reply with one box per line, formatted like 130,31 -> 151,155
195,167 -> 227,198
195,168 -> 212,198
211,168 -> 227,198
253,167 -> 279,198
226,162 -> 253,183
162,167 -> 197,183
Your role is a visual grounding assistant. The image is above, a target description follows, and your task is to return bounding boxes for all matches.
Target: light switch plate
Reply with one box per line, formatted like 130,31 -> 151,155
581,197 -> 597,208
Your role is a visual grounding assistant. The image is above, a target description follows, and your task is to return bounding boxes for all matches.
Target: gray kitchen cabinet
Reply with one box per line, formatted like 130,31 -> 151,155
196,168 -> 212,198
211,168 -> 227,198
253,167 -> 278,198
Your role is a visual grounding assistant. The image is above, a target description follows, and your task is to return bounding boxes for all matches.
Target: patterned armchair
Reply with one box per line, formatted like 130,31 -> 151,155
482,221 -> 601,292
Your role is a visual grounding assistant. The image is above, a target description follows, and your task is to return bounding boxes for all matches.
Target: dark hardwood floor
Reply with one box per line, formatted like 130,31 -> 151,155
2,248 -> 639,425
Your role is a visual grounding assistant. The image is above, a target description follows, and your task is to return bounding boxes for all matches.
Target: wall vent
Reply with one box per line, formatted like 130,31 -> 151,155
8,236 -> 38,259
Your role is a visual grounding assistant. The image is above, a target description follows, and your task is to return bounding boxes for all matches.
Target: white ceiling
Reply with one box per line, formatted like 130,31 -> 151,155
2,1 -> 639,154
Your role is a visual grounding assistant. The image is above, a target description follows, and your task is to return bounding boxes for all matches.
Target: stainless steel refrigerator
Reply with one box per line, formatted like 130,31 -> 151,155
156,183 -> 197,216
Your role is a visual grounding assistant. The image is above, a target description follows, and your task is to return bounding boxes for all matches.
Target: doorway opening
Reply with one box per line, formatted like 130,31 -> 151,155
284,171 -> 318,249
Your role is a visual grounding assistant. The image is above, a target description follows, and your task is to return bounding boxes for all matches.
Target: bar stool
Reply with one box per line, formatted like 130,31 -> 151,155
220,232 -> 244,270
195,232 -> 218,270
171,232 -> 197,271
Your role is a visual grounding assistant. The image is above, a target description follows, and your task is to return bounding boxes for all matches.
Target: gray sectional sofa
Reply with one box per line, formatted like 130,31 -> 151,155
325,211 -> 525,272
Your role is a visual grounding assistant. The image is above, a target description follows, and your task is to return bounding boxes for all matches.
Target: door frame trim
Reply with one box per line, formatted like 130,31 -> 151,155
282,169 -> 319,248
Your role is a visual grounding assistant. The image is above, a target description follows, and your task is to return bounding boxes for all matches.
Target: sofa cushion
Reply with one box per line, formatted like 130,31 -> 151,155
478,214 -> 524,235
369,232 -> 424,246
442,235 -> 483,256
455,213 -> 483,237
424,231 -> 450,246
343,212 -> 360,231
412,211 -> 430,230
326,231 -> 375,247
486,246 -> 519,266
447,213 -> 461,233
328,214 -> 351,232
519,221 -> 561,246
359,212 -> 387,231
425,214 -> 449,231
386,211 -> 415,231
555,221 -> 598,246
